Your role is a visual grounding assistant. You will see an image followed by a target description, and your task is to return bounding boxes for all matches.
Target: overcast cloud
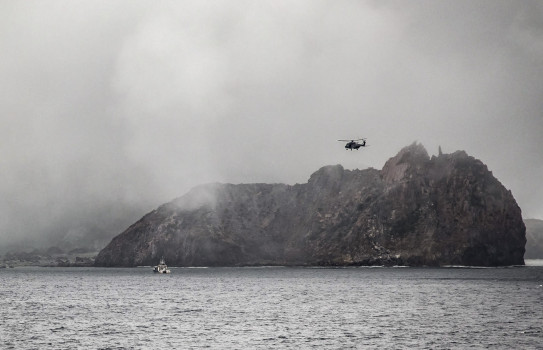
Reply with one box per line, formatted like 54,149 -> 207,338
1,0 -> 542,249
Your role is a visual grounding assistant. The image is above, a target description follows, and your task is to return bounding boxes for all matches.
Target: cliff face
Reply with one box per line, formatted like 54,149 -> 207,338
95,143 -> 526,267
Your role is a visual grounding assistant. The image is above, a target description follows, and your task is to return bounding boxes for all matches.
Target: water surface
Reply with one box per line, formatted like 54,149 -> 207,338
1,266 -> 542,349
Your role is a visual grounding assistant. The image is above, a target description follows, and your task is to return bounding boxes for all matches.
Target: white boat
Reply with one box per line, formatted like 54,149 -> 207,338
153,258 -> 171,274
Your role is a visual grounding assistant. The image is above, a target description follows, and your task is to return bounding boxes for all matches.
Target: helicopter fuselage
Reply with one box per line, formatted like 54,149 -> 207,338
338,138 -> 367,150
345,142 -> 362,151
344,140 -> 366,150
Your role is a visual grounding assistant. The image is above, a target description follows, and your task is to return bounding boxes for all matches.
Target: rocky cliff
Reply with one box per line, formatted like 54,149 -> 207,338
95,143 -> 526,267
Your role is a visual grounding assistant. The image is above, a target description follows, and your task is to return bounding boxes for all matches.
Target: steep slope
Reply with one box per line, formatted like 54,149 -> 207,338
95,143 -> 525,267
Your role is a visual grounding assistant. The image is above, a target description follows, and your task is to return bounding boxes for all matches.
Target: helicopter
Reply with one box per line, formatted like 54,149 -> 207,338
338,138 -> 367,150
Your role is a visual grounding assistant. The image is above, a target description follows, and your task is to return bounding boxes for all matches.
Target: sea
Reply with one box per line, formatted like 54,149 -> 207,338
1,261 -> 542,349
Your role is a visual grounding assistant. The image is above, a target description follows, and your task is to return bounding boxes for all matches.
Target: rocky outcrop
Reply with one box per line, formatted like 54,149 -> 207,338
525,219 -> 543,258
95,143 -> 526,267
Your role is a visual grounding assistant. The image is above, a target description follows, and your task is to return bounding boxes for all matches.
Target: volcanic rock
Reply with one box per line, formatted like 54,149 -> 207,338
95,143 -> 526,267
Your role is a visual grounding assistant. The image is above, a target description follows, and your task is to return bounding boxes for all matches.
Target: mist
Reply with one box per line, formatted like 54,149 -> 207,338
1,0 -> 542,251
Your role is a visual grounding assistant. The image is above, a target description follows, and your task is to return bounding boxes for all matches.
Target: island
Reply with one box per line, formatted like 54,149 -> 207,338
95,143 -> 526,267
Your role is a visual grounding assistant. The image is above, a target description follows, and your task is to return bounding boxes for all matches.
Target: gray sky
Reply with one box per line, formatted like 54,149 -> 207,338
1,0 -> 542,249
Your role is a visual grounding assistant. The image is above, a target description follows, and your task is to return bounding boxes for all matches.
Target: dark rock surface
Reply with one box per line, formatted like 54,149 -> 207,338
524,219 -> 543,258
95,143 -> 526,267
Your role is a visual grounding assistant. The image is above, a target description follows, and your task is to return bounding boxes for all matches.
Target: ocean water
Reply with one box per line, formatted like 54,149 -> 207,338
1,265 -> 542,349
